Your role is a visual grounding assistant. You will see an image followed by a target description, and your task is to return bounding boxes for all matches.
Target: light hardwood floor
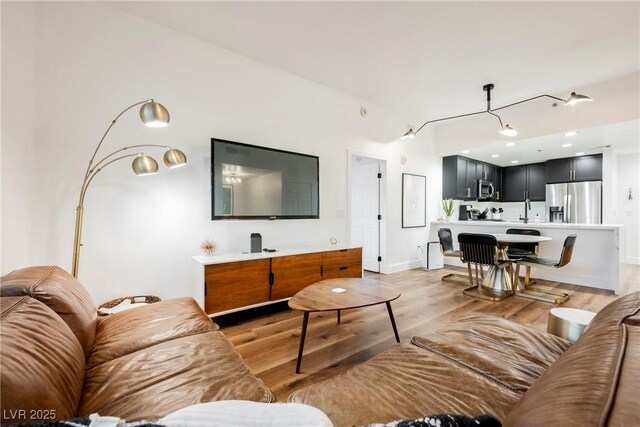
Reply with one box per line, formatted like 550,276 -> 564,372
218,264 -> 639,402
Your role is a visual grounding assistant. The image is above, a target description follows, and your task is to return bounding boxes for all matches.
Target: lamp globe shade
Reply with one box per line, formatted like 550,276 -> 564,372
401,129 -> 416,140
132,155 -> 159,176
499,124 -> 518,137
139,101 -> 170,127
565,92 -> 593,106
163,148 -> 187,168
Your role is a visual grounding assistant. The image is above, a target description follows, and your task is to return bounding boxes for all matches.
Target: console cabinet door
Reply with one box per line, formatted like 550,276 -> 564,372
323,248 -> 362,279
271,253 -> 323,300
204,259 -> 270,314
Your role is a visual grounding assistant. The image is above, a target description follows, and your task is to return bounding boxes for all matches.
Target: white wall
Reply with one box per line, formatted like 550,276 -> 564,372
1,2 -> 441,302
1,3 -> 37,272
614,152 -> 640,264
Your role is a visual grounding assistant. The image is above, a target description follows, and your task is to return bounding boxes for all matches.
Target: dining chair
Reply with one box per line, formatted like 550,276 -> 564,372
437,228 -> 472,285
506,228 -> 540,286
514,234 -> 576,304
458,233 -> 512,302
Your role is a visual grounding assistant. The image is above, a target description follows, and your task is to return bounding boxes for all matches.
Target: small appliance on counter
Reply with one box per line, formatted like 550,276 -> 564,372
469,209 -> 481,220
459,204 -> 473,221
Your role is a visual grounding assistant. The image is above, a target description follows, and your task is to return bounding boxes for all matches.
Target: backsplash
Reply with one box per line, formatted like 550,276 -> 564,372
441,199 -> 547,222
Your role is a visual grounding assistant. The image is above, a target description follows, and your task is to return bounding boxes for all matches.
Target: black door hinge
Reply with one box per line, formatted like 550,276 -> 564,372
377,172 -> 382,179
378,256 -> 382,262
269,272 -> 274,286
377,214 -> 382,220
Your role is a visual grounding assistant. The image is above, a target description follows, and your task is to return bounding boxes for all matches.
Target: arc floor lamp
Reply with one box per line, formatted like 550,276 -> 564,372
72,99 -> 187,278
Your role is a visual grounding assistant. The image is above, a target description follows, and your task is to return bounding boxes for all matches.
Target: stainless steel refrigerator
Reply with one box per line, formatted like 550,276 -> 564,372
545,181 -> 602,224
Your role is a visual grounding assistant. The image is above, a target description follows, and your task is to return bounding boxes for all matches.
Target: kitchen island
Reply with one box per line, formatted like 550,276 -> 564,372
429,221 -> 624,294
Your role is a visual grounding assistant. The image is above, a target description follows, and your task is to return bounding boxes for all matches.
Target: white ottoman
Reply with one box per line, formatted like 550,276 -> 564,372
547,307 -> 596,342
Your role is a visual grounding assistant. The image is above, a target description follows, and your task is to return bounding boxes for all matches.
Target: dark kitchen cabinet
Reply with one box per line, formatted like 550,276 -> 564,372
443,156 -> 475,200
527,163 -> 546,201
502,163 -> 546,202
443,155 -> 502,201
465,159 -> 478,199
503,165 -> 527,202
574,155 -> 603,181
493,167 -> 503,201
546,154 -> 602,183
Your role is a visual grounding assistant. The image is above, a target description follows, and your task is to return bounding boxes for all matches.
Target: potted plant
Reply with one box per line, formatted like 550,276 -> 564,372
442,199 -> 455,221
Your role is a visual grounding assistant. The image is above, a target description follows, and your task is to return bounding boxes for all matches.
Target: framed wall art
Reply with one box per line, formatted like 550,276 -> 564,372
402,173 -> 426,228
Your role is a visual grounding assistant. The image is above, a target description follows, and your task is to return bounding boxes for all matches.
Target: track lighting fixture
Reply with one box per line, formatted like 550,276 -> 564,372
401,84 -> 592,139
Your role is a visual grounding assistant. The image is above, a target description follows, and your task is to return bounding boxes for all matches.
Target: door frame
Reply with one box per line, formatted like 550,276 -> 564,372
347,150 -> 387,274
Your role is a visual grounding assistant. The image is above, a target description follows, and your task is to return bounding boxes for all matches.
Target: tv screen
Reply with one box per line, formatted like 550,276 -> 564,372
211,138 -> 319,220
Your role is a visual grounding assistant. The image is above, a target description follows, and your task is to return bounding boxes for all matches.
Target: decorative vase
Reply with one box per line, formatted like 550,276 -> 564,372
446,215 -> 453,222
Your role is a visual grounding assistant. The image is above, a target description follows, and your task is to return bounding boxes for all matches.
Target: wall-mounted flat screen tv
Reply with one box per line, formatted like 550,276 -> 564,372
211,138 -> 319,220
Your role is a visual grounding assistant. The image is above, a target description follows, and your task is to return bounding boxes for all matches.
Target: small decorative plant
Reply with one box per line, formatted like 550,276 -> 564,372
442,199 -> 455,217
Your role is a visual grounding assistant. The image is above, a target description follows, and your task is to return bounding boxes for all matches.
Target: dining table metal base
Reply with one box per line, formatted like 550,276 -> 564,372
463,284 -> 512,302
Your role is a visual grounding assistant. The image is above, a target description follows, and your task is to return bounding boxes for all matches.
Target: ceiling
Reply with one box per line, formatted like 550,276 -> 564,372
104,1 -> 640,149
107,1 -> 639,127
455,119 -> 640,167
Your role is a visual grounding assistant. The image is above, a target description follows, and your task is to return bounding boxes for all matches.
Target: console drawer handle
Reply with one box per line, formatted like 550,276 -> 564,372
339,266 -> 348,270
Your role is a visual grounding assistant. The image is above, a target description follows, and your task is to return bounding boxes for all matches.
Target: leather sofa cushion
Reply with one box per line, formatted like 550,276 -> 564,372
0,266 -> 97,357
0,297 -> 85,423
88,297 -> 219,369
412,312 -> 571,393
504,291 -> 640,427
289,343 -> 521,427
79,331 -> 275,420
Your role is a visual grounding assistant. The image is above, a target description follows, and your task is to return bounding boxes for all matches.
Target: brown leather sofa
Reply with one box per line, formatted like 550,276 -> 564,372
0,266 -> 275,424
290,291 -> 640,427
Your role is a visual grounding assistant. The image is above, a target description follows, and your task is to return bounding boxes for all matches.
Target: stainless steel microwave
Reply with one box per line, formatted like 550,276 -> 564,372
477,179 -> 494,200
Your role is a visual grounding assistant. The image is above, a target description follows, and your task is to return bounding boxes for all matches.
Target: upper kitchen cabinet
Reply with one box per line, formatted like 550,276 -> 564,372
546,154 -> 602,183
502,162 -> 546,202
443,156 -> 500,200
443,156 -> 472,199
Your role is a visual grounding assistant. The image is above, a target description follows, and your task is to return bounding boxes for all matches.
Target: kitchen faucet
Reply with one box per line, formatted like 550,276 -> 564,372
520,198 -> 531,223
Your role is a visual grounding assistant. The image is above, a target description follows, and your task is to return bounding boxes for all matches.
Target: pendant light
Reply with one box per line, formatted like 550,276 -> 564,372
402,84 -> 592,139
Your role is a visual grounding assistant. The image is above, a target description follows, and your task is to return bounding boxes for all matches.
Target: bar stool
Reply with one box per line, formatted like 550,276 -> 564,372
506,228 -> 540,286
437,228 -> 471,285
458,233 -> 512,302
514,234 -> 576,304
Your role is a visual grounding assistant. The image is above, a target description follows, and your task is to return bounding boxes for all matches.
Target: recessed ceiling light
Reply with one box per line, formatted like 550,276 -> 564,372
505,142 -> 515,147
564,131 -> 579,137
511,160 -> 519,164
461,150 -> 470,154
576,152 -> 585,156
562,143 -> 572,148
491,154 -> 500,158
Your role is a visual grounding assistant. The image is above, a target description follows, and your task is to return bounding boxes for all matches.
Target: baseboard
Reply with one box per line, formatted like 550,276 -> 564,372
626,256 -> 640,265
387,259 -> 424,274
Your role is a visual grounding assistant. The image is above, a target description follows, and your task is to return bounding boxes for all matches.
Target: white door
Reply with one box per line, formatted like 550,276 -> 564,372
351,158 -> 381,272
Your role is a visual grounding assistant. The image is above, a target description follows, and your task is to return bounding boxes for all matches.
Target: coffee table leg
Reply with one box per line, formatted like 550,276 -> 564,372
337,309 -> 341,324
296,312 -> 310,374
386,302 -> 400,343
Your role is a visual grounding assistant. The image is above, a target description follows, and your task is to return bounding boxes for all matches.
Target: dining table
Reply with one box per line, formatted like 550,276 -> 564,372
470,233 -> 552,301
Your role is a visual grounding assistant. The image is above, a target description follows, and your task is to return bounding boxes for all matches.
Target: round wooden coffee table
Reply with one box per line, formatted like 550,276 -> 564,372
288,278 -> 401,373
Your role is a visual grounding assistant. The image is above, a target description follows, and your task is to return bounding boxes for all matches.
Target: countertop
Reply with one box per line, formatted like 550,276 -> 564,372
193,244 -> 361,265
431,220 -> 623,230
